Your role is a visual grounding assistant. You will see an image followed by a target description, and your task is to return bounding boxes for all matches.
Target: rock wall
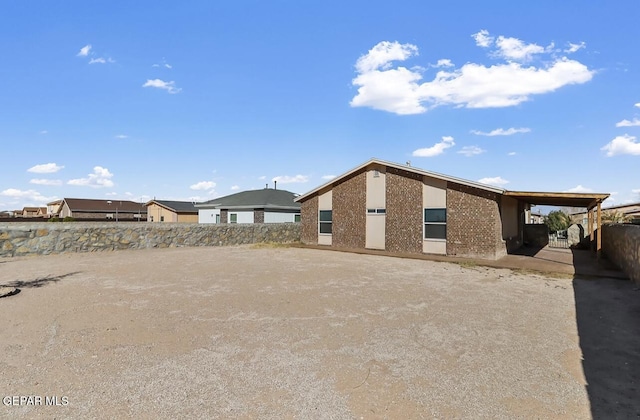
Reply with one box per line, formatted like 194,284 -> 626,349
602,224 -> 640,283
0,223 -> 301,258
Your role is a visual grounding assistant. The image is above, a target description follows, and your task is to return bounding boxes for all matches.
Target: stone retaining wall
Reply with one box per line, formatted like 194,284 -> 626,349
602,224 -> 640,283
0,223 -> 301,258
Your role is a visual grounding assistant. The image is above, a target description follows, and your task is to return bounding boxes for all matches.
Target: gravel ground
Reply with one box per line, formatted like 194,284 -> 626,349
0,246 -> 633,418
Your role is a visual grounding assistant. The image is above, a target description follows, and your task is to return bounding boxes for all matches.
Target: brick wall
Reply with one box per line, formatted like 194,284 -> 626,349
220,210 -> 228,224
300,196 -> 318,244
333,171 -> 366,249
447,184 -> 505,260
254,210 -> 264,224
385,167 -> 423,253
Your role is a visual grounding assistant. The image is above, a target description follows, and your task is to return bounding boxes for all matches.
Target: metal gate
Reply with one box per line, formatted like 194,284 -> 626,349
548,232 -> 569,248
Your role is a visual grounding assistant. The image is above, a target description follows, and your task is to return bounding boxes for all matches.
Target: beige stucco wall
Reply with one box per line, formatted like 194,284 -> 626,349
423,177 -> 447,255
147,204 -> 178,223
177,214 -> 199,223
366,167 -> 386,249
501,196 -> 519,240
318,190 -> 332,246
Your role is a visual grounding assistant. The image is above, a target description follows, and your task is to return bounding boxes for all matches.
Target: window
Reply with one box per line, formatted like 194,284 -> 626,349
424,208 -> 446,240
160,216 -> 164,222
230,213 -> 237,223
216,214 -> 220,223
367,208 -> 386,214
319,210 -> 332,234
294,214 -> 301,223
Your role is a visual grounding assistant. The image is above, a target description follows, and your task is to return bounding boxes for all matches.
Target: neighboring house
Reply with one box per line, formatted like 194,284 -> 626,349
145,200 -> 199,223
21,207 -> 45,218
47,199 -> 63,218
295,158 -> 609,260
525,209 -> 545,224
196,187 -> 301,224
572,202 -> 640,225
56,198 -> 147,221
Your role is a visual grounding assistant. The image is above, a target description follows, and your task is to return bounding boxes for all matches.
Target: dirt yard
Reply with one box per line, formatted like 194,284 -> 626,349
0,246 -> 637,419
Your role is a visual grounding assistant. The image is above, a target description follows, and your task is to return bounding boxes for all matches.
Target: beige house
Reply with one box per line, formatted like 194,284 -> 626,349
145,200 -> 199,223
572,201 -> 640,225
55,198 -> 147,221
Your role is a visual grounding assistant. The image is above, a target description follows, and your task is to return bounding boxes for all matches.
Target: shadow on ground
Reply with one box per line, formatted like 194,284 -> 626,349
0,272 -> 81,289
572,251 -> 640,419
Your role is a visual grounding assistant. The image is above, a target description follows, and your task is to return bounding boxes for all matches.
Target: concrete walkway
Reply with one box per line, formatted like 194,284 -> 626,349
296,244 -> 628,279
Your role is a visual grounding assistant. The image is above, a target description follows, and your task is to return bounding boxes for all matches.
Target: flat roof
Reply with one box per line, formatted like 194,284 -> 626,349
504,191 -> 610,209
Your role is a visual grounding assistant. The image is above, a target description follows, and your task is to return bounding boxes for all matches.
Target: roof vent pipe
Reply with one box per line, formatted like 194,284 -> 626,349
265,183 -> 268,189
274,180 -> 277,190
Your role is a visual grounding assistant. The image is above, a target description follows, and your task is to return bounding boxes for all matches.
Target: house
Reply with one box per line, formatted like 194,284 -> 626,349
55,198 -> 147,221
145,200 -> 199,223
525,209 -> 545,224
295,158 -> 609,260
196,187 -> 301,224
47,199 -> 63,218
571,201 -> 640,225
19,207 -> 46,218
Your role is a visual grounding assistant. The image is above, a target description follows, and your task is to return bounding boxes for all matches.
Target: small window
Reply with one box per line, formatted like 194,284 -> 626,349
160,216 -> 164,222
367,208 -> 386,214
319,210 -> 332,234
216,214 -> 220,223
424,208 -> 446,240
150,216 -> 154,222
294,214 -> 301,223
230,214 -> 237,223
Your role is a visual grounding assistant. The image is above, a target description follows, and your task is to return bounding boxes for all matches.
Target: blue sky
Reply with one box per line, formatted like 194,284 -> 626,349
2,1 -> 640,212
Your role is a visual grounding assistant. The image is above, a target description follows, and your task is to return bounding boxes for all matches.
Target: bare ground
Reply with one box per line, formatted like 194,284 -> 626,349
0,246 -> 636,419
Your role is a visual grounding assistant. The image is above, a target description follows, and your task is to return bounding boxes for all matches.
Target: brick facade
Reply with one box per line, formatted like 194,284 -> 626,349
446,184 -> 505,259
220,210 -> 228,224
300,196 -> 318,244
332,171 -> 366,249
253,210 -> 264,224
385,167 -> 423,253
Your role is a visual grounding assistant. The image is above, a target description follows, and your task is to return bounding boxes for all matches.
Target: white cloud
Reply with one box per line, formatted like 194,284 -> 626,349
272,175 -> 309,184
494,35 -> 547,62
68,166 -> 115,188
230,185 -> 240,191
29,179 -> 62,186
477,176 -> 509,186
115,134 -> 128,139
508,151 -> 517,156
434,59 -> 454,68
412,136 -> 455,157
615,118 -> 640,127
77,44 -> 92,57
472,30 -> 494,48
142,79 -> 182,94
321,175 -> 336,180
39,130 -> 48,135
471,127 -> 531,136
0,188 -> 56,203
190,181 -> 216,191
565,185 -> 593,193
89,57 -> 115,64
350,35 -> 593,115
105,192 -> 118,196
355,41 -> 419,74
601,134 -> 640,156
27,163 -> 64,174
258,176 -> 266,180
635,103 -> 640,108
457,146 -> 485,157
565,42 -> 586,54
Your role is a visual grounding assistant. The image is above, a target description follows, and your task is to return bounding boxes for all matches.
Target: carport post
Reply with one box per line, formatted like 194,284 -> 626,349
588,209 -> 594,250
597,202 -> 602,259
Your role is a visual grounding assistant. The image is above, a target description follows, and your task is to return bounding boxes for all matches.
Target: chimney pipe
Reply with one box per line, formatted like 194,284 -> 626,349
265,183 -> 268,189
274,180 -> 277,190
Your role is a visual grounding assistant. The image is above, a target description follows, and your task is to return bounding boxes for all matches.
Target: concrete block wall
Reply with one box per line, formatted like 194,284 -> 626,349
602,224 -> 640,283
0,223 -> 301,258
